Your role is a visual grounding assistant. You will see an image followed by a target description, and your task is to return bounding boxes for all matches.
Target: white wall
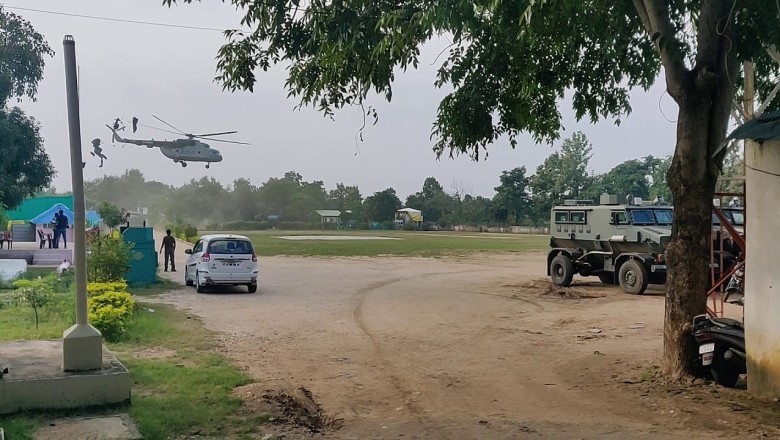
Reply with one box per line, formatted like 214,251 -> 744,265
745,139 -> 780,396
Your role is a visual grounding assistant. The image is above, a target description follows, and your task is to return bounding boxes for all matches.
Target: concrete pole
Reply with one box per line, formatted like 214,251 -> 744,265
62,35 -> 102,372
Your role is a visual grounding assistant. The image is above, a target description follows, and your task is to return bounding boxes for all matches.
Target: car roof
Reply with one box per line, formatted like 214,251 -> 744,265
198,234 -> 252,242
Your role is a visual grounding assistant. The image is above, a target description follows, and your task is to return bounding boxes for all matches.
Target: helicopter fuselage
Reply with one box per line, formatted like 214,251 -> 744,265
108,126 -> 223,164
158,141 -> 223,164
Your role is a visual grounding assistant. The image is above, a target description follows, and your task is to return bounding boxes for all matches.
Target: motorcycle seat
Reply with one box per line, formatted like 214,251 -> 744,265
711,317 -> 743,329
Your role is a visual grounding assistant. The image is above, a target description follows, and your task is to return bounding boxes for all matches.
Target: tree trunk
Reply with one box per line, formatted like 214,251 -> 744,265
662,63 -> 737,379
664,100 -> 719,376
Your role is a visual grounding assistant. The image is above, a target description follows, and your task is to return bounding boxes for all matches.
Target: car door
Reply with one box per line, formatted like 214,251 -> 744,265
188,240 -> 203,277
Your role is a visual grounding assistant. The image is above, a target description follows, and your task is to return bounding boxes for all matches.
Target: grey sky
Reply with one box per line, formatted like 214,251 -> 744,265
14,0 -> 679,201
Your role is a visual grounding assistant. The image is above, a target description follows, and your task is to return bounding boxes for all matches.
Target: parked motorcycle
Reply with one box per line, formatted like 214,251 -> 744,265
692,261 -> 746,388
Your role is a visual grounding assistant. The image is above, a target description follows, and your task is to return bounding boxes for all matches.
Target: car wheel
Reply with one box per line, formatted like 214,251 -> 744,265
196,272 -> 206,293
185,268 -> 194,286
247,284 -> 257,293
618,259 -> 649,295
550,254 -> 574,287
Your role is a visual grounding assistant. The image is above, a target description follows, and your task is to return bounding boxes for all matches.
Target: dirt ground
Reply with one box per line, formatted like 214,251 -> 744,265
152,241 -> 780,440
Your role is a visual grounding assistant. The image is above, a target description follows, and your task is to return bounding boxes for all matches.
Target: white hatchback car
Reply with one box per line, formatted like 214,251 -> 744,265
183,234 -> 259,293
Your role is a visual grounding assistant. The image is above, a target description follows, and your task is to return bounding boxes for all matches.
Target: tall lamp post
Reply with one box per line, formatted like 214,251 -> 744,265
62,35 -> 102,371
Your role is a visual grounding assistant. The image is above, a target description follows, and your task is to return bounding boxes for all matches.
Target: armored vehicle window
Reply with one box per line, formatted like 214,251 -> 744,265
629,209 -> 655,225
611,211 -> 628,225
729,210 -> 744,226
712,213 -> 721,225
570,211 -> 586,223
554,211 -> 569,223
654,209 -> 673,225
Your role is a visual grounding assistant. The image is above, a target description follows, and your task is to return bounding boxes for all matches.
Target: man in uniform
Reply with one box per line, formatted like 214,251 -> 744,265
159,229 -> 176,272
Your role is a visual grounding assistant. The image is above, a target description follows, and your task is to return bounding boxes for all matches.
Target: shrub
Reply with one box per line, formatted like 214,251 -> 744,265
87,281 -> 128,296
87,235 -> 134,282
88,290 -> 135,341
13,280 -> 53,330
403,221 -> 418,231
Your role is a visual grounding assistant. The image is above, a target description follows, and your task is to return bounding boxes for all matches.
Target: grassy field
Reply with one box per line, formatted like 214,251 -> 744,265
199,230 -> 549,257
0,293 -> 259,439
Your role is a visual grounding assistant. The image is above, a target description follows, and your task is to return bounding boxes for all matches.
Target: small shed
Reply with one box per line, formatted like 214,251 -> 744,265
315,210 -> 342,224
396,208 -> 423,225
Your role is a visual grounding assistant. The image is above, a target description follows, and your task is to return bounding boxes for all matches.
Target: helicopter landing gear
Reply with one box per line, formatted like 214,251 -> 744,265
205,164 -> 210,169
180,161 -> 187,168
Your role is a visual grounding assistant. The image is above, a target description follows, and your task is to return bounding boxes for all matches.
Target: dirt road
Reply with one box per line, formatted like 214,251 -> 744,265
151,236 -> 778,439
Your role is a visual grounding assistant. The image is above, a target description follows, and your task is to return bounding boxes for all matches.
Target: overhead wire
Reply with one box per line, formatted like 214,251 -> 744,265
1,4 -> 231,32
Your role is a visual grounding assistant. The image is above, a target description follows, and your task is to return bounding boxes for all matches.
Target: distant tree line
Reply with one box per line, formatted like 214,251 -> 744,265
68,132 -> 741,230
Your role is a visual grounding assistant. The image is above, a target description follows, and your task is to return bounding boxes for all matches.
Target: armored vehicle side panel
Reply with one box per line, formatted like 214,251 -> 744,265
547,200 -> 672,294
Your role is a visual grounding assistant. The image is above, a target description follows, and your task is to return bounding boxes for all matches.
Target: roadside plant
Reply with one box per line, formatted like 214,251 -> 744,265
13,278 -> 52,330
88,290 -> 136,342
87,235 -> 134,282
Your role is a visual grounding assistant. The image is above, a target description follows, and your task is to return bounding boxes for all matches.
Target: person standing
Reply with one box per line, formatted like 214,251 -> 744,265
51,212 -> 60,248
54,209 -> 69,249
159,229 -> 176,272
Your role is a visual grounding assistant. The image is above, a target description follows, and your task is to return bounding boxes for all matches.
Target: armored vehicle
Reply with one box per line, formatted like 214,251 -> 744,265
547,194 -> 672,295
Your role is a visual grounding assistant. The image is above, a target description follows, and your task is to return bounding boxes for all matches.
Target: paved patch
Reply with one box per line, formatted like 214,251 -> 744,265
34,414 -> 141,440
277,235 -> 402,240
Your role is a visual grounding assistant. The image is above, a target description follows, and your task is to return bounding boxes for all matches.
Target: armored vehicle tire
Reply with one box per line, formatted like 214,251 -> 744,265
618,260 -> 649,295
550,255 -> 574,287
598,272 -> 615,285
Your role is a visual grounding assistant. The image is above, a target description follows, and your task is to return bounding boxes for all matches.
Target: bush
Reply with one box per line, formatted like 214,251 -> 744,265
13,278 -> 54,330
88,290 -> 135,342
403,221 -> 418,231
87,281 -> 128,296
87,235 -> 133,282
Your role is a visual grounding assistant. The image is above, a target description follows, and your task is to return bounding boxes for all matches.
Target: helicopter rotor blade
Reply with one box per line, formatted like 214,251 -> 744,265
137,123 -> 181,136
151,115 -> 186,135
193,131 -> 238,138
198,136 -> 251,145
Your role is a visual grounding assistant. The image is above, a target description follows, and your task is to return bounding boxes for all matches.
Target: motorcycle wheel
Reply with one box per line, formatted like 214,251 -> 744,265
712,350 -> 741,388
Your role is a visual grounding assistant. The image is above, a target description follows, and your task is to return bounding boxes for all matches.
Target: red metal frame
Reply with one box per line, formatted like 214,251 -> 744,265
706,182 -> 745,318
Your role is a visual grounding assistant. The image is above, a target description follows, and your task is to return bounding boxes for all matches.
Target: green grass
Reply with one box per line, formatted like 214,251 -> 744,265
112,307 -> 253,439
0,293 -> 74,340
1,301 -> 258,440
129,277 -> 182,297
201,230 -> 549,258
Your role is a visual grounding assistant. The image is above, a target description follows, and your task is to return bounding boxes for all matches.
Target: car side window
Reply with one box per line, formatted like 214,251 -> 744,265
193,241 -> 203,253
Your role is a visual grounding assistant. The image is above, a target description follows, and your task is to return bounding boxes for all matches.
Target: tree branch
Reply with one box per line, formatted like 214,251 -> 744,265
767,45 -> 780,65
731,100 -> 747,124
756,81 -> 780,117
633,0 -> 688,99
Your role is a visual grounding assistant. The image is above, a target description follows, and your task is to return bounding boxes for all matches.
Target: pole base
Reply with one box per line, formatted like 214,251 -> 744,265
62,324 -> 103,371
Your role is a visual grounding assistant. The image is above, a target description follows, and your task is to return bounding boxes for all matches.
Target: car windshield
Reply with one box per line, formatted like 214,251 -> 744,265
207,239 -> 254,254
629,209 -> 655,225
654,209 -> 674,225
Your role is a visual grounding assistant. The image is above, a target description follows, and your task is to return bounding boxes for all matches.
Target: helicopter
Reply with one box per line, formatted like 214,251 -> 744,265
106,115 -> 249,169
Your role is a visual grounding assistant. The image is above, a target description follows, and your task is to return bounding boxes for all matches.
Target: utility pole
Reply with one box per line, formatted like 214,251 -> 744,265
62,35 -> 102,371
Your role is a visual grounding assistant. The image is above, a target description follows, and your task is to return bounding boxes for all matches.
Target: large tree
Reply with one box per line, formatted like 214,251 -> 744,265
0,7 -> 54,210
529,132 -> 594,224
165,0 -> 779,377
493,166 -> 531,225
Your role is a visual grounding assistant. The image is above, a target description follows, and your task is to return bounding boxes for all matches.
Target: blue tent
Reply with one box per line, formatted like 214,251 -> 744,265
85,210 -> 102,227
30,203 -> 74,225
